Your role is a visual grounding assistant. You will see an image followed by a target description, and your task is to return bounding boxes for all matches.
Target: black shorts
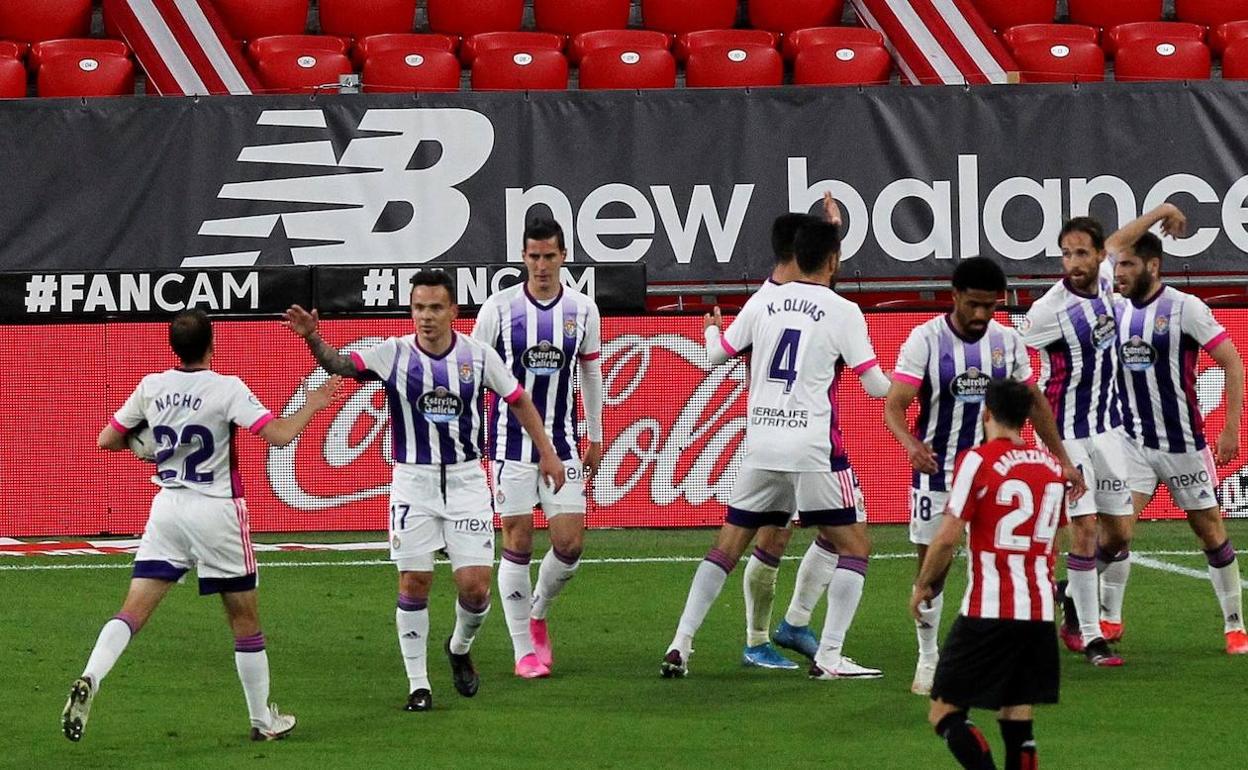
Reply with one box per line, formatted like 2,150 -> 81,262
930,616 -> 1060,710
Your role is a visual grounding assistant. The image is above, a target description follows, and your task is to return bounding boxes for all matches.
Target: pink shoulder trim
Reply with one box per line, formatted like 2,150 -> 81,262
502,385 -> 524,404
1204,331 -> 1231,354
249,413 -> 275,434
852,358 -> 879,375
892,372 -> 922,387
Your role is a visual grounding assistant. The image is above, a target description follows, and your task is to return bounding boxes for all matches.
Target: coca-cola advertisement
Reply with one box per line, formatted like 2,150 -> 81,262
3,313 -> 1246,537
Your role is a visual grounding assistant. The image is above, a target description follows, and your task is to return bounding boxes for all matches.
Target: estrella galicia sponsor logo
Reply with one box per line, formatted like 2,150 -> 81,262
1092,314 -> 1116,350
417,387 -> 464,423
950,367 -> 990,403
453,517 -> 492,532
522,341 -> 566,375
1121,336 -> 1157,371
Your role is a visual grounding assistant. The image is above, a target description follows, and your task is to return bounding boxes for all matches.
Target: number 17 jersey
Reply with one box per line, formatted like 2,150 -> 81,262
716,281 -> 880,472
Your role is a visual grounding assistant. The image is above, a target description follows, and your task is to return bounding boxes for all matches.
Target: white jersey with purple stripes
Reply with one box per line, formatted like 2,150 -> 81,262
110,369 -> 273,498
1021,262 -> 1121,439
893,316 -> 1033,492
349,332 -> 522,465
471,283 -> 601,463
1115,286 -> 1229,453
717,280 -> 880,472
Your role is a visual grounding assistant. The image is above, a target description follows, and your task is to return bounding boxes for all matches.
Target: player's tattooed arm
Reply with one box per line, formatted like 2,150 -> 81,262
283,305 -> 358,377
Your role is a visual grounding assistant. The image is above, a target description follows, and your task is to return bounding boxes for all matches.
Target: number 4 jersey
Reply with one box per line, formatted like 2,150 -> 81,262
714,281 -> 881,472
111,369 -> 275,498
948,437 -> 1069,622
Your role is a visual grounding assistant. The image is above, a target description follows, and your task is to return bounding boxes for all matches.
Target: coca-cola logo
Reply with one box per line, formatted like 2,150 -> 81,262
522,341 -> 566,375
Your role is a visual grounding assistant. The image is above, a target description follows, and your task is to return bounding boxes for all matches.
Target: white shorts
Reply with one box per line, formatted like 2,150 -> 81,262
1064,431 -> 1133,517
133,487 -> 257,594
1121,440 -> 1220,512
909,488 -> 948,546
726,464 -> 866,528
389,462 -> 495,572
492,458 -> 586,517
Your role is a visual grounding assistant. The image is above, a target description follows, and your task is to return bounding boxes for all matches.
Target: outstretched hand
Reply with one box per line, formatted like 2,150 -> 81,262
822,191 -> 843,229
306,375 -> 344,411
704,305 -> 723,332
283,305 -> 320,339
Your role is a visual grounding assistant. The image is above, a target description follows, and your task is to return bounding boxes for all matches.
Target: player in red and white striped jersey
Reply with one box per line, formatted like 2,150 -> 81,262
911,378 -> 1069,770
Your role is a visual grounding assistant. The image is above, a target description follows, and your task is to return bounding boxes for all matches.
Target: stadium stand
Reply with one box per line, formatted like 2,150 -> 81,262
1068,0 -> 1165,30
0,0 -> 92,45
1002,23 -> 1100,51
1224,36 -> 1248,76
641,0 -> 739,35
29,39 -> 130,72
248,35 -> 348,67
1013,38 -> 1106,81
673,30 -> 778,63
351,33 -> 459,69
37,52 -> 134,97
747,0 -> 845,34
1115,36 -> 1212,79
471,48 -> 569,90
685,44 -> 784,87
460,32 -> 566,68
318,0 -> 417,38
782,26 -> 884,61
1212,19 -> 1248,54
535,0 -> 632,36
214,0 -> 309,40
1175,0 -> 1248,26
363,48 -> 460,92
427,0 -> 525,37
793,42 -> 892,85
1104,21 -> 1206,58
256,49 -> 353,93
579,46 -> 677,89
0,55 -> 25,98
568,29 -> 670,64
971,0 -> 1058,31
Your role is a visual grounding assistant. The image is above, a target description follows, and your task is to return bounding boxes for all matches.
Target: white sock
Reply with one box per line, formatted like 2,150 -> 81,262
743,548 -> 780,647
1067,553 -> 1102,643
498,550 -> 535,662
233,632 -> 270,729
785,536 -> 839,627
815,557 -> 867,667
1206,541 -> 1245,633
1097,548 -> 1131,623
531,547 -> 580,620
449,597 -> 490,655
82,614 -> 136,689
914,589 -> 943,662
396,594 -> 430,693
669,549 -> 735,656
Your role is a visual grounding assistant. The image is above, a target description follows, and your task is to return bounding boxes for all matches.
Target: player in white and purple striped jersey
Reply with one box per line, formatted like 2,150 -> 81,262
884,258 -> 1084,695
1105,203 -> 1247,655
285,270 -> 566,710
1021,217 -> 1128,667
472,218 -> 604,679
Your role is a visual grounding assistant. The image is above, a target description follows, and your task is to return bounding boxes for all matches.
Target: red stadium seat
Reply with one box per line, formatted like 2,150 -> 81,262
579,47 -> 676,89
685,45 -> 784,87
30,39 -> 129,72
427,0 -> 524,37
793,42 -> 892,85
249,35 -> 349,67
1211,20 -> 1248,55
642,0 -> 738,35
471,48 -> 568,91
319,0 -> 416,38
748,0 -> 844,33
970,0 -> 1056,31
782,26 -> 883,61
363,48 -> 460,92
1114,37 -> 1211,80
37,52 -> 134,97
534,0 -> 631,35
1223,37 -> 1248,77
214,0 -> 309,40
256,50 -> 353,94
0,56 -> 25,98
1067,0 -> 1163,31
0,41 -> 26,60
460,32 -> 564,67
1104,21 -> 1205,58
351,33 -> 458,69
568,29 -> 670,64
1013,39 -> 1105,82
674,30 -> 778,63
1175,0 -> 1248,27
0,1 -> 91,44
1002,23 -> 1098,53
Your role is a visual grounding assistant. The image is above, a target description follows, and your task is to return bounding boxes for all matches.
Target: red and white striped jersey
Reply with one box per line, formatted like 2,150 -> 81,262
947,438 -> 1068,621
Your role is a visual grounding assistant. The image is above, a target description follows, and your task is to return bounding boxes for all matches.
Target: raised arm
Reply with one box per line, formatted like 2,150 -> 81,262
258,376 -> 342,447
1106,202 -> 1186,254
283,305 -> 358,377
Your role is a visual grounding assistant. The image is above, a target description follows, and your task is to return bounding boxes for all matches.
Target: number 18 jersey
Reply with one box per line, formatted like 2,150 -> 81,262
717,281 -> 880,472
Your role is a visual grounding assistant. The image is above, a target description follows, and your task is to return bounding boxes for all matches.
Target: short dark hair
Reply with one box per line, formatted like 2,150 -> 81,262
1059,216 -> 1105,251
952,258 -> 1007,293
771,213 -> 818,263
169,309 -> 213,364
985,378 -> 1033,430
1133,232 -> 1164,262
793,220 -> 841,275
523,217 -> 565,251
410,269 -> 456,303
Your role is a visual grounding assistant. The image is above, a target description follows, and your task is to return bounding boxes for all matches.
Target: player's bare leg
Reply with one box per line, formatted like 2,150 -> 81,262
447,565 -> 491,696
397,570 -> 433,711
742,525 -> 798,669
221,588 -> 295,740
498,515 -> 548,676
776,531 -> 838,661
1186,504 -> 1248,653
64,577 -> 173,741
809,523 -> 880,679
912,543 -> 942,694
531,512 -> 584,670
663,522 -> 758,677
929,698 -> 995,769
997,704 -> 1038,769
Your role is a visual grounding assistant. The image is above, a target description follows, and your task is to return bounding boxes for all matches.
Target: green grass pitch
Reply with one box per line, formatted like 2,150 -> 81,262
4,521 -> 1248,768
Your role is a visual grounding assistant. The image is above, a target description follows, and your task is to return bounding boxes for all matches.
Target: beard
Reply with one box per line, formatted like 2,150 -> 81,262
1121,272 -> 1155,301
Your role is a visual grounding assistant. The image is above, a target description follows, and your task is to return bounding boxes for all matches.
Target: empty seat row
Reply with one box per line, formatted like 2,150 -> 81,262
973,0 -> 1248,31
1003,20 -> 1248,57
0,46 -> 134,98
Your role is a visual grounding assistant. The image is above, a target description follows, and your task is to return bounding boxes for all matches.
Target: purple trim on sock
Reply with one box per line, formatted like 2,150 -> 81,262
837,555 -> 868,577
234,632 -> 266,653
397,593 -> 428,612
1096,547 -> 1129,564
1066,553 -> 1096,571
1205,540 -> 1236,569
704,548 -> 737,575
752,547 -> 781,568
458,596 -> 490,614
502,549 -> 532,565
112,612 -> 139,636
552,546 -> 579,566
814,536 -> 838,555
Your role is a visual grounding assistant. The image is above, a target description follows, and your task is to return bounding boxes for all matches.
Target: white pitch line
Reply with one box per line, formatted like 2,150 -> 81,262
1133,554 -> 1248,590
